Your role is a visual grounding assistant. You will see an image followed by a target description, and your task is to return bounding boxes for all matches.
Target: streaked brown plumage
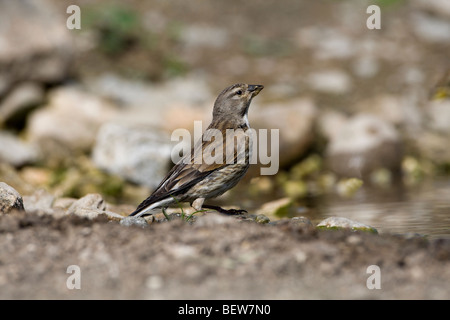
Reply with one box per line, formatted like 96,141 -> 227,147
129,83 -> 264,217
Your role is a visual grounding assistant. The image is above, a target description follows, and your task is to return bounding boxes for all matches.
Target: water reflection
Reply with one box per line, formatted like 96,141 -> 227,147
219,177 -> 450,239
311,178 -> 450,239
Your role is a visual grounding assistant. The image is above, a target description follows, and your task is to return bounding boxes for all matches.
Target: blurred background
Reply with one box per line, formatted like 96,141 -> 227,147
0,0 -> 449,237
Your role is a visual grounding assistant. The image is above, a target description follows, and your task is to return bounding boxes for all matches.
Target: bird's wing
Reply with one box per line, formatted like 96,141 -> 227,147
130,123 -> 250,216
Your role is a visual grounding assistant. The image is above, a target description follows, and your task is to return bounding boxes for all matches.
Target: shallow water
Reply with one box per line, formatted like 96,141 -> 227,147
222,176 -> 450,239
307,178 -> 450,239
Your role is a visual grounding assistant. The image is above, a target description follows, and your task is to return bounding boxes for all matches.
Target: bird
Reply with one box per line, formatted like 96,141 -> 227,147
129,83 -> 264,217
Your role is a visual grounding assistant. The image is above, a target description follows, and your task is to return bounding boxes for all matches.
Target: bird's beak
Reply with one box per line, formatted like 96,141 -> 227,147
248,84 -> 264,97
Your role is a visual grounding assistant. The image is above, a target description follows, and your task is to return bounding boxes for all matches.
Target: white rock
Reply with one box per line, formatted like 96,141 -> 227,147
92,122 -> 173,188
0,82 -> 44,125
411,12 -> 450,44
326,114 -> 402,178
22,189 -> 54,214
66,193 -> 125,220
0,0 -> 72,97
306,70 -> 353,94
426,99 -> 450,134
0,131 -> 39,167
251,98 -> 318,168
317,110 -> 348,141
26,86 -> 118,154
413,0 -> 450,20
317,216 -> 377,233
120,216 -> 149,228
89,73 -> 213,110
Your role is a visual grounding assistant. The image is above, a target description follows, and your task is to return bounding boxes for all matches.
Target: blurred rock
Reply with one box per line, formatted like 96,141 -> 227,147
53,197 -> 77,210
317,216 -> 378,233
23,189 -> 55,215
289,216 -> 314,228
351,56 -> 380,79
325,114 -> 403,179
0,182 -> 24,213
415,131 -> 450,166
411,98 -> 450,166
411,12 -> 450,44
26,86 -> 118,164
66,193 -> 122,220
0,131 -> 39,167
295,27 -> 355,61
251,98 -> 318,168
255,197 -> 292,219
336,178 -> 364,198
0,82 -> 45,126
0,0 -> 72,97
87,74 -> 212,132
317,110 -> 348,142
306,70 -> 353,94
67,193 -> 106,214
426,99 -> 450,134
194,213 -> 237,227
88,73 -> 213,110
120,216 -> 149,228
356,95 -> 405,126
92,121 -> 173,188
413,0 -> 450,19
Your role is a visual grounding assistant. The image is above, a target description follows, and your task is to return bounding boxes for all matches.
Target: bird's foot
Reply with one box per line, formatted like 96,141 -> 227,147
202,204 -> 247,215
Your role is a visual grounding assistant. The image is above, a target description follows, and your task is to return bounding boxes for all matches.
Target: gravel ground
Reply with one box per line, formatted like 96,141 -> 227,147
1,211 -> 449,300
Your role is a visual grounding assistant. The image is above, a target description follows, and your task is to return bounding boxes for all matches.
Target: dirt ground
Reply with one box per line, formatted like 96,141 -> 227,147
0,210 -> 449,300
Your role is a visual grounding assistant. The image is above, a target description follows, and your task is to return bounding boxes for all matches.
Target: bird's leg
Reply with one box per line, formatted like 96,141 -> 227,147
191,198 -> 205,212
201,204 -> 247,215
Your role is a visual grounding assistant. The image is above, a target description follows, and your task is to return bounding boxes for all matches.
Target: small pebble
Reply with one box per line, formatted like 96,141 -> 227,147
120,216 -> 149,228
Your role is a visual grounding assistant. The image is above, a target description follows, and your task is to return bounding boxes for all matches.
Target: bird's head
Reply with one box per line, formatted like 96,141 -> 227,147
212,83 -> 264,121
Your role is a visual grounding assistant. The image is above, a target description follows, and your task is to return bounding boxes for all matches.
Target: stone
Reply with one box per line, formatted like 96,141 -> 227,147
119,216 -> 149,228
306,69 -> 353,94
426,99 -> 450,134
52,197 -> 77,210
325,114 -> 403,179
253,214 -> 270,224
88,73 -> 212,111
0,82 -> 45,125
251,98 -> 318,168
336,178 -> 364,198
317,110 -> 348,142
92,121 -> 173,188
87,74 -> 213,133
22,189 -> 54,215
317,216 -> 378,233
415,131 -> 450,166
0,131 -> 39,167
411,12 -> 450,44
256,197 -> 293,219
289,216 -> 314,228
26,86 -> 118,163
0,182 -> 24,213
66,193 -> 106,219
413,0 -> 450,19
194,212 -> 237,227
0,0 -> 73,98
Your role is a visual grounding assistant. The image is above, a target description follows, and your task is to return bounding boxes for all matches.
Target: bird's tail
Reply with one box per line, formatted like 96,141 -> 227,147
129,203 -> 158,217
129,197 -> 172,217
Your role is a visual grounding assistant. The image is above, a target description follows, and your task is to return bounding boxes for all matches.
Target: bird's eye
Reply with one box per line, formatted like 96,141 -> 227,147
236,90 -> 243,96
